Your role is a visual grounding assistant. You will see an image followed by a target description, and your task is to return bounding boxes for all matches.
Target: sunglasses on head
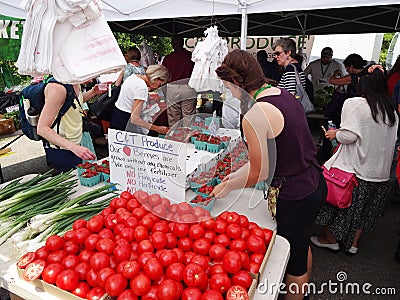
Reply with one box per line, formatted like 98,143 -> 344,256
273,51 -> 284,57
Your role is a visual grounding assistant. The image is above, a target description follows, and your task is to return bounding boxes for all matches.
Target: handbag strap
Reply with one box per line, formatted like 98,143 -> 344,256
290,63 -> 306,94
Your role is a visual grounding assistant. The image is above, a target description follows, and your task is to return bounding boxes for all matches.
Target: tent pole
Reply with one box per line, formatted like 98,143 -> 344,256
239,0 -> 248,50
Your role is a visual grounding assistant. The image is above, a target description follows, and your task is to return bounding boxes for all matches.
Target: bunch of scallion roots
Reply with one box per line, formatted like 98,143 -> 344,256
0,170 -> 116,254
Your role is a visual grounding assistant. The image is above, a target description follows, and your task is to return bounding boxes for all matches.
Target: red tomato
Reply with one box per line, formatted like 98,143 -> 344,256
87,215 -> 105,233
86,269 -> 99,287
248,262 -> 260,274
98,228 -> 114,240
71,282 -> 91,298
120,191 -> 133,200
223,251 -> 242,274
183,263 -> 208,288
140,215 -> 156,230
238,251 -> 250,270
73,228 -> 91,245
166,262 -> 185,281
173,223 -> 189,238
42,263 -> 63,284
47,250 -> 67,264
74,262 -> 90,281
113,244 -> 131,262
172,248 -> 185,263
250,253 -> 264,264
159,250 -> 178,268
177,202 -> 193,215
117,289 -> 138,300
188,224 -> 205,240
35,246 -> 49,261
90,252 -> 109,271
165,233 -> 178,249
96,238 -> 116,255
190,255 -> 209,271
209,244 -> 227,261
225,212 -> 240,224
141,286 -> 159,300
152,221 -> 169,233
203,230 -> 217,242
133,207 -> 147,221
232,270 -> 253,289
209,264 -> 225,276
87,287 -> 105,300
192,238 -> 211,256
62,254 -> 80,269
101,207 -> 114,217
45,235 -> 64,251
134,225 -> 149,242
263,228 -> 273,245
72,219 -> 87,230
138,252 -> 156,268
115,197 -> 128,209
201,289 -> 224,300
79,249 -> 93,263
239,215 -> 250,228
63,230 -> 75,241
17,252 -> 36,269
157,279 -> 178,300
118,211 -> 133,224
246,235 -> 266,254
85,234 -> 101,251
127,198 -> 140,211
226,285 -> 249,300
148,194 -> 162,206
181,287 -> 202,300
63,240 -> 80,255
230,239 -> 247,252
121,261 -> 140,279
200,218 -> 215,229
105,273 -> 128,297
104,214 -> 118,229
214,234 -> 231,247
23,259 -> 46,281
213,220 -> 228,234
97,267 -> 115,287
56,269 -> 79,291
209,273 -> 232,294
144,257 -> 163,281
151,231 -> 167,250
226,224 -> 242,239
134,190 -> 150,205
138,240 -> 154,254
130,273 -> 151,296
241,228 -> 250,240
178,236 -> 193,252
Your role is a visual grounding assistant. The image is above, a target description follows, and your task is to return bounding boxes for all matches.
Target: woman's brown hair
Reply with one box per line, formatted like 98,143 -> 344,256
216,49 -> 267,93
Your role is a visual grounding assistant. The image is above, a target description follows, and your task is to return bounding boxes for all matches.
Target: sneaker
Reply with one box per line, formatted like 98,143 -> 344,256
310,236 -> 339,252
346,246 -> 358,256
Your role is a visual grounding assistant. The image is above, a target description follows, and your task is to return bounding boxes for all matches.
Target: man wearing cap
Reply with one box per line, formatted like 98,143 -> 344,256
304,47 -> 346,100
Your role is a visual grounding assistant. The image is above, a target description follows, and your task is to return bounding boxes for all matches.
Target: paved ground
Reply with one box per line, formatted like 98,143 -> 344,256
0,131 -> 399,300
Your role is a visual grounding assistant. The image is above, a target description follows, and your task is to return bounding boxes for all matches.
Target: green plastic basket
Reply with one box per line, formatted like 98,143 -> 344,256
207,143 -> 222,153
194,140 -> 207,150
79,173 -> 101,187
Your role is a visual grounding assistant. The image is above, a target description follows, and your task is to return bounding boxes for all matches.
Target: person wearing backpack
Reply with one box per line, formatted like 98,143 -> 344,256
37,81 -> 107,172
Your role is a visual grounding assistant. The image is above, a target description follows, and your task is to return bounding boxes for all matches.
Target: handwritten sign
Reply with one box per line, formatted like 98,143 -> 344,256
108,129 -> 187,201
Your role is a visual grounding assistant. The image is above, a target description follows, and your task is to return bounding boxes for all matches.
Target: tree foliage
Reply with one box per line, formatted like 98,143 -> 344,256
380,32 -> 395,66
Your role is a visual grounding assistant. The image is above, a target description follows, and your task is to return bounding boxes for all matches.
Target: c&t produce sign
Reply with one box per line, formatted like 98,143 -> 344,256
108,129 -> 187,201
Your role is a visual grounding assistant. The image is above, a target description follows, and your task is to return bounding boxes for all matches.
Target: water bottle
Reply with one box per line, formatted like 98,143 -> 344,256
327,120 -> 338,147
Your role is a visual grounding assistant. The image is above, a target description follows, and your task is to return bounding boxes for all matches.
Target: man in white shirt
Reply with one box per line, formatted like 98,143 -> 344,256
304,47 -> 346,99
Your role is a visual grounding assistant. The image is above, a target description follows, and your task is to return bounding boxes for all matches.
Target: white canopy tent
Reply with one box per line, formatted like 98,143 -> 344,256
1,0 -> 400,49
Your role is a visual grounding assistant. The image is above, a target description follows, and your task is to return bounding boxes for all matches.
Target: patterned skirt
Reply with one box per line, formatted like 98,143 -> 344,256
315,178 -> 389,250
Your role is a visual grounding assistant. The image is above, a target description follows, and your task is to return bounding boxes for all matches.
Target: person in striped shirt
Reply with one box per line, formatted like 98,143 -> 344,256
273,38 -> 306,95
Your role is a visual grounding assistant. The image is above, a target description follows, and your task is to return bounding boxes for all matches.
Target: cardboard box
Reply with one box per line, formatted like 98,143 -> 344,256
257,230 -> 277,283
17,267 -> 108,300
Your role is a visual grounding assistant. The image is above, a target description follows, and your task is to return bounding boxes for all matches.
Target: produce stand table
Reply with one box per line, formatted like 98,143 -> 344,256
0,175 -> 289,300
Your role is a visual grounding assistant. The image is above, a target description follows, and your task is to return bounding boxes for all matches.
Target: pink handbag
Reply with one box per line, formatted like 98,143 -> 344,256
322,166 -> 358,208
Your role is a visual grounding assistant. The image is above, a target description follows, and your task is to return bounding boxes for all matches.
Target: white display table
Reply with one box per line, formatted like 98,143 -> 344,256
0,179 -> 289,300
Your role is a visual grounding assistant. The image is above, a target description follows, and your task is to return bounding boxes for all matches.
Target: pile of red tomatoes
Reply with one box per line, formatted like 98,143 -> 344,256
17,190 -> 273,300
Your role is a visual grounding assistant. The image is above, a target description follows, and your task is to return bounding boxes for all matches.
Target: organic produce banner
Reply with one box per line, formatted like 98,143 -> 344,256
108,129 -> 187,201
0,14 -> 24,61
